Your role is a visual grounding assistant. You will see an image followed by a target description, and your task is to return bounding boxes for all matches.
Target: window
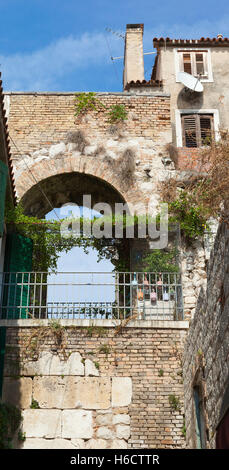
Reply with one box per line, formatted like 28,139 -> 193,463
181,114 -> 214,147
179,50 -> 208,78
193,386 -> 207,449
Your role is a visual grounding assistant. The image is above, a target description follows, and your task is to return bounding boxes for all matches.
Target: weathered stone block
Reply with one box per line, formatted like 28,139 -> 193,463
2,377 -> 32,409
23,351 -> 84,376
113,414 -> 130,425
116,425 -> 131,440
85,439 -> 108,449
112,378 -> 132,407
96,413 -> 113,426
21,438 -> 76,449
22,410 -> 61,438
49,142 -> 66,158
109,439 -> 128,449
62,410 -> 93,439
96,426 -> 113,440
85,359 -> 100,377
33,376 -> 111,410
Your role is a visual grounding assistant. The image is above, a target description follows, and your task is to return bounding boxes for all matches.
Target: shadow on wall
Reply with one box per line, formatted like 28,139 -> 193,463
177,89 -> 204,110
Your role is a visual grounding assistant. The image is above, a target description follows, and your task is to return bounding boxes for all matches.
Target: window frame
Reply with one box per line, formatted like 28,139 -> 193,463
193,385 -> 207,449
174,47 -> 213,83
175,109 -> 219,147
181,113 -> 214,148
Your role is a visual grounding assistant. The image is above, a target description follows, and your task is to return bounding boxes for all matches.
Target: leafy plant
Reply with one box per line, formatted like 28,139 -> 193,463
99,344 -> 111,356
30,398 -> 40,409
142,248 -> 179,273
168,192 -> 208,241
74,92 -> 105,116
168,394 -> 181,412
161,132 -> 229,242
107,104 -> 128,123
18,430 -> 26,442
0,403 -> 22,449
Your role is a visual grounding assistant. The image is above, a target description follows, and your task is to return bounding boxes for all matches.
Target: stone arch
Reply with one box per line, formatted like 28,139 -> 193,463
16,154 -> 144,216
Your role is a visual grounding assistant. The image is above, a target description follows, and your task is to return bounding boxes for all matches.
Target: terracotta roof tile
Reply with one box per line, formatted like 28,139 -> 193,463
153,37 -> 229,48
124,79 -> 162,91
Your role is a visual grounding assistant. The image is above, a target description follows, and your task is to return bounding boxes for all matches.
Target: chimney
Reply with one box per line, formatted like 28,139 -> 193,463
123,24 -> 144,89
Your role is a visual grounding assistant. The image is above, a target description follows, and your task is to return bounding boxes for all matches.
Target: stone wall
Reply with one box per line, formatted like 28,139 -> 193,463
5,91 -> 172,214
1,320 -> 188,449
183,221 -> 229,448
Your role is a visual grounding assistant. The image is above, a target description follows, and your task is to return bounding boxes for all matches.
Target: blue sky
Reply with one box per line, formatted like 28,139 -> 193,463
0,0 -> 229,92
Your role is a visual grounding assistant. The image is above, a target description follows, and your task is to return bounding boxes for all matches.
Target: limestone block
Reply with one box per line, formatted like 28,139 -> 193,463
32,148 -> 48,157
66,143 -> 78,152
62,410 -> 93,439
49,142 -> 66,158
33,377 -> 111,409
109,439 -> 128,449
84,145 -> 98,155
85,359 -> 100,377
184,296 -> 197,305
116,425 -> 131,440
2,377 -> 32,409
23,351 -> 84,376
71,439 -> 85,449
113,414 -> 130,425
22,410 -> 61,438
112,378 -> 132,407
85,439 -> 108,449
96,413 -> 113,426
21,438 -> 77,449
96,426 -> 114,440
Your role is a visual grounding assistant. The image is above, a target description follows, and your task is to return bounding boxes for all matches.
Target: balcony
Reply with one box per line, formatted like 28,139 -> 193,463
0,272 -> 183,321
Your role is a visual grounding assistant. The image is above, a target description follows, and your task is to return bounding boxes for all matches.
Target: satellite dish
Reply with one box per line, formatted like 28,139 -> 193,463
178,72 -> 203,93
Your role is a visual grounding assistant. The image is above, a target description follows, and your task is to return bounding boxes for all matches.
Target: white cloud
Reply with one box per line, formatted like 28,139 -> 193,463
0,32 -> 122,91
1,16 -> 229,91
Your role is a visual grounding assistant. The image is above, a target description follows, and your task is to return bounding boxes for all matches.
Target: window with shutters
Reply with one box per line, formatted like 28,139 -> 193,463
178,50 -> 209,78
181,114 -> 214,147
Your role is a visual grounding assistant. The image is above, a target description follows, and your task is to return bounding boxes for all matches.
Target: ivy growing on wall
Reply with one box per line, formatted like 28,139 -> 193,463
0,402 -> 23,449
74,92 -> 128,123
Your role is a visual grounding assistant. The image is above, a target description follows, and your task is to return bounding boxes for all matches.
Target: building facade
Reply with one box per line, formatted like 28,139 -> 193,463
0,25 -> 228,449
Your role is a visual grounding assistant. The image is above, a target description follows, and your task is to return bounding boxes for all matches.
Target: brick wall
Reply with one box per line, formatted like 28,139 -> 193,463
5,92 -> 172,211
2,320 -> 188,449
175,147 -> 209,171
183,222 -> 229,448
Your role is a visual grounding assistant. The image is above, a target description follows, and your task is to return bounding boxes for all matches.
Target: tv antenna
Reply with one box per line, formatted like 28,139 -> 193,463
105,27 -> 125,40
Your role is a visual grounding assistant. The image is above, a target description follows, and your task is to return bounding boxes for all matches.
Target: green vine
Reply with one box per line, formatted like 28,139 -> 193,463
74,93 -> 128,123
74,92 -> 105,116
0,402 -> 23,449
167,192 -> 209,242
107,104 -> 128,123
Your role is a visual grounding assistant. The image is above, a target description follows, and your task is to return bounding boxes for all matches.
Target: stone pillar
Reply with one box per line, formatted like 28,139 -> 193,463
123,24 -> 144,89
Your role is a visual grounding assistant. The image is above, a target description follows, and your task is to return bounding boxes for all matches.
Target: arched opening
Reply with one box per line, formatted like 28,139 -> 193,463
2,171 -> 183,321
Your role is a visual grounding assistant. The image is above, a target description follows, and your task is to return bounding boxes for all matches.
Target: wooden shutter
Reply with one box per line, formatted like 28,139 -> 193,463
182,114 -> 213,147
183,53 -> 192,74
199,115 -> 213,145
2,233 -> 33,319
0,161 -> 8,236
195,53 -> 205,76
182,115 -> 198,147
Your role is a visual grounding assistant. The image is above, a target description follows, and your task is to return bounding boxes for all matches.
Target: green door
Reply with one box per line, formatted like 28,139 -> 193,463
2,233 -> 33,319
